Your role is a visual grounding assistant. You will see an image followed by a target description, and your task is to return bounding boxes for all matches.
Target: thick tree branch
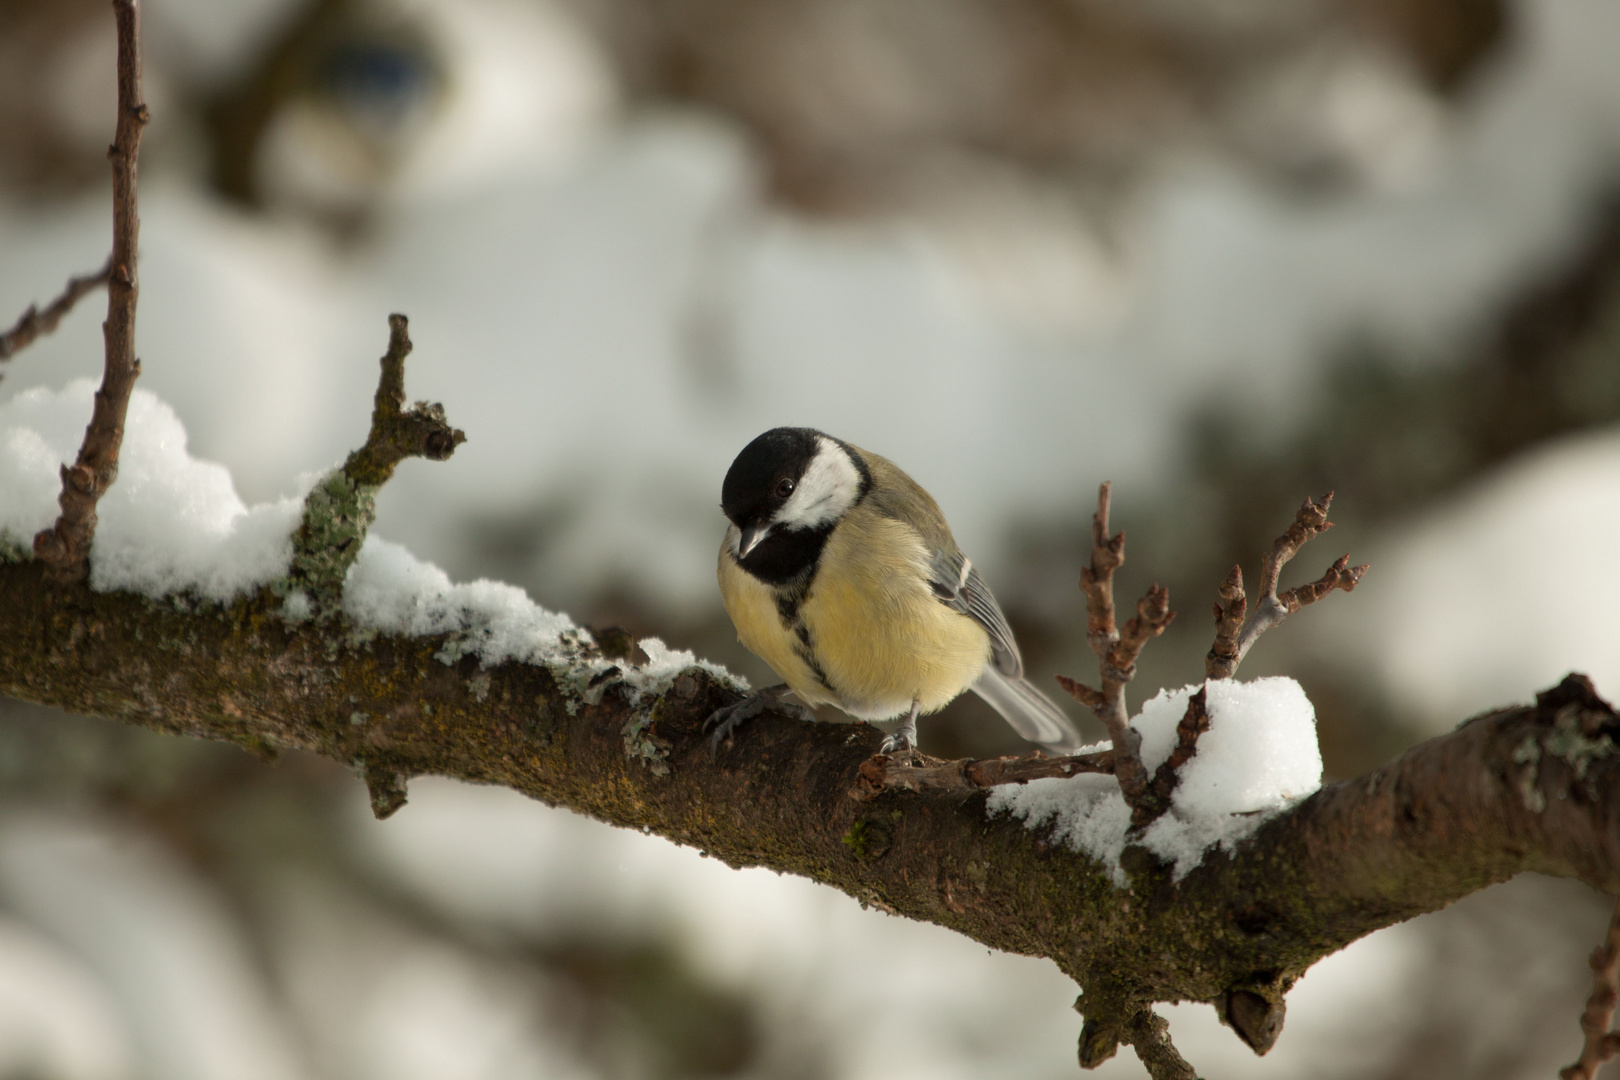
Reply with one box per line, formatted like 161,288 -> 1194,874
2,517 -> 1617,1074
0,258 -> 112,368
32,0 -> 148,584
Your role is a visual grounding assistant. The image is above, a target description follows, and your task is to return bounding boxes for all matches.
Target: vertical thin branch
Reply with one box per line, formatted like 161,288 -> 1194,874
32,0 -> 148,583
1061,484 -> 1175,809
1561,897 -> 1620,1080
1205,565 -> 1246,677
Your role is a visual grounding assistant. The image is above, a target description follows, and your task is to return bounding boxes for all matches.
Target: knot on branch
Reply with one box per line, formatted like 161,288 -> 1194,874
1223,974 -> 1290,1055
359,759 -> 409,820
281,314 -> 464,615
1516,674 -> 1620,812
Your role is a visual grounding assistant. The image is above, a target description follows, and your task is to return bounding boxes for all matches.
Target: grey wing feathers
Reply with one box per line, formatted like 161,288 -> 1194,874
971,666 -> 1086,755
928,549 -> 1022,677
928,547 -> 1084,753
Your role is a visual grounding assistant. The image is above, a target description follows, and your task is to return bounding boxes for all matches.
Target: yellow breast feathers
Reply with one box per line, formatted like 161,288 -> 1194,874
717,510 -> 991,721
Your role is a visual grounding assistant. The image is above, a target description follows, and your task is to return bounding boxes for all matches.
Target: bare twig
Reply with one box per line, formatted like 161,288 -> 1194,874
1206,493 -> 1367,679
1205,565 -> 1246,677
1064,483 -> 1176,808
0,258 -> 112,368
851,748 -> 1114,800
31,0 -> 149,584
1561,896 -> 1620,1080
1126,1008 -> 1201,1080
1136,687 -> 1212,828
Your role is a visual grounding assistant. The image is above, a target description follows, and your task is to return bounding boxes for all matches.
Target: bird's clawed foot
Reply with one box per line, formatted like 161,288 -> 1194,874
877,702 -> 922,762
705,684 -> 814,757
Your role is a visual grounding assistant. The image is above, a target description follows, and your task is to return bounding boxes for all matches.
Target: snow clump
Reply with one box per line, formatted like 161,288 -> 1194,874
987,677 -> 1322,884
0,380 -> 302,600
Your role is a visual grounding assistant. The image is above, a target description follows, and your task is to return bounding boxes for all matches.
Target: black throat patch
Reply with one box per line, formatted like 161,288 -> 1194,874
735,522 -> 833,586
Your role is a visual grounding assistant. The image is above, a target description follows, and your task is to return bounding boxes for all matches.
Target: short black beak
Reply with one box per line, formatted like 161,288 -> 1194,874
737,522 -> 771,559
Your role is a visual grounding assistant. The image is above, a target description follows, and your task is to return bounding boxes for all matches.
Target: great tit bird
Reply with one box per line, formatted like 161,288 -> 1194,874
711,427 -> 1084,756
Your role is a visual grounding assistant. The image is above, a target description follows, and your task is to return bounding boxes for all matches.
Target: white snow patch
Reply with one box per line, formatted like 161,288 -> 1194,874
0,381 -> 302,601
987,677 -> 1322,883
341,536 -> 738,701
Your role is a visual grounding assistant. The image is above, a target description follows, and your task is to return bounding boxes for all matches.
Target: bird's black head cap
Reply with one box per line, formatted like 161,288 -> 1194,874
721,427 -> 824,527
721,427 -> 872,584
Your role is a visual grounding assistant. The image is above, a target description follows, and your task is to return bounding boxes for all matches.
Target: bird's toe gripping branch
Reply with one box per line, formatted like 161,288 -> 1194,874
278,313 -> 465,620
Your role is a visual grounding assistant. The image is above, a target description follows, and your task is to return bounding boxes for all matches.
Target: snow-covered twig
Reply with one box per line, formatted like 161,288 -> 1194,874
0,257 -> 111,367
1206,493 -> 1366,679
850,747 -> 1114,800
1061,483 -> 1176,808
31,0 -> 148,584
1562,896 -> 1620,1080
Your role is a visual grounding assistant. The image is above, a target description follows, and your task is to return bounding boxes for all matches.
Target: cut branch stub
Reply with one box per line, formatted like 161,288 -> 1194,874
32,0 -> 147,585
1206,493 -> 1368,679
282,313 -> 465,615
1223,975 -> 1289,1055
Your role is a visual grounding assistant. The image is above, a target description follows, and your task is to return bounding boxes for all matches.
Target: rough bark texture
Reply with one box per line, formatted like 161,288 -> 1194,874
1,553 -> 1616,1065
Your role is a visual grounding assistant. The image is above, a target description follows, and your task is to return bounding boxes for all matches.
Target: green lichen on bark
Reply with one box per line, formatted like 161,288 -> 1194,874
279,469 -> 379,615
275,313 -> 464,620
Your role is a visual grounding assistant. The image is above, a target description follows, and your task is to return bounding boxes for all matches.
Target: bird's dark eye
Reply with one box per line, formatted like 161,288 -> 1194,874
775,479 -> 795,498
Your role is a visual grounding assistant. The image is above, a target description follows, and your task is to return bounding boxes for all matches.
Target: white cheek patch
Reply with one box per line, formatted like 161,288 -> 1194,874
775,437 -> 861,531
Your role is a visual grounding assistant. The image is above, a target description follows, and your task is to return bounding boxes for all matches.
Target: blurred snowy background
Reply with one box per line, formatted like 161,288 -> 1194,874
3,0 -> 1620,1075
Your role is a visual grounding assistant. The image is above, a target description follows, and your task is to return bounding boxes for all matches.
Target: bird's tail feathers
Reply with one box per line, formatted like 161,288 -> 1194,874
970,667 -> 1086,755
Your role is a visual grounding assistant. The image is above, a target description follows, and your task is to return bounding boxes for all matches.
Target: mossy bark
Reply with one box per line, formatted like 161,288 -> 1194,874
1,558 -> 1616,1063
